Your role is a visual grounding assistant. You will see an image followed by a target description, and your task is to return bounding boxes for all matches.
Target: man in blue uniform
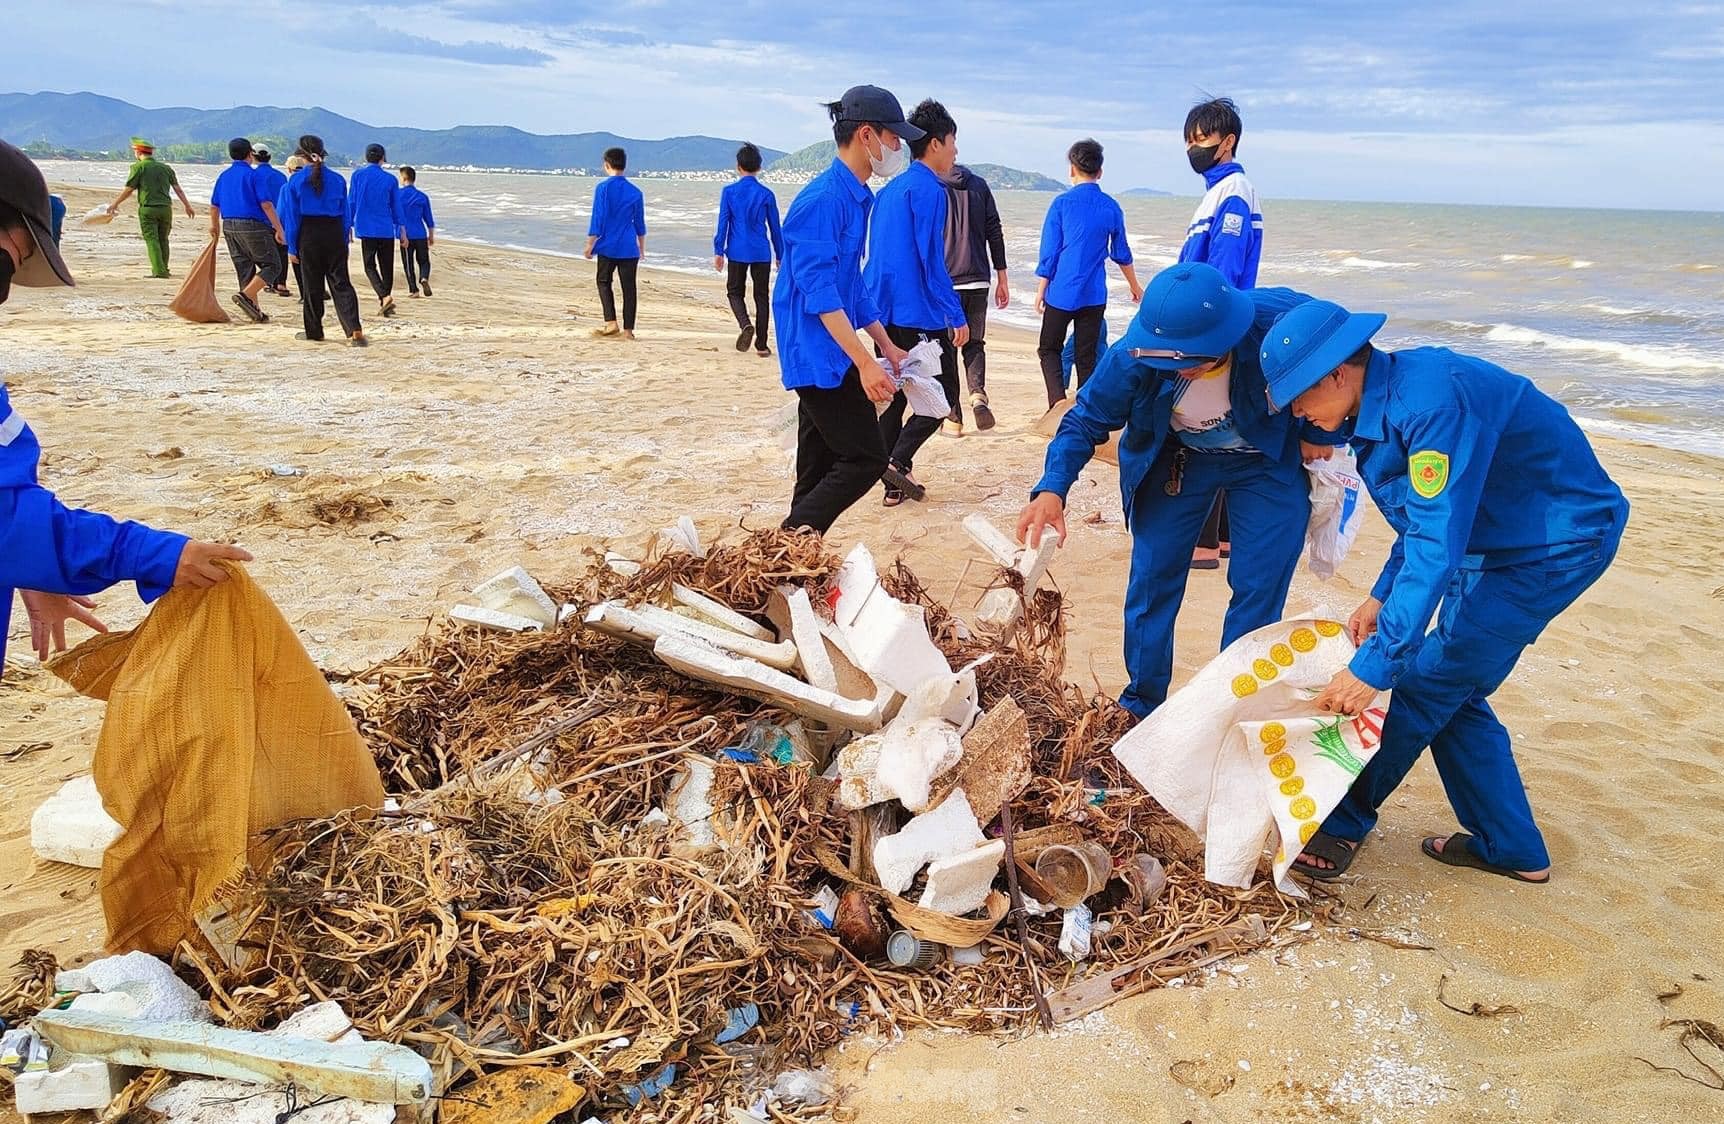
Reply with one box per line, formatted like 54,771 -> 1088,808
1018,263 -> 1339,717
250,146 -> 291,298
0,140 -> 251,671
713,143 -> 782,357
1261,300 -> 1629,884
397,166 -> 436,298
348,143 -> 405,317
585,147 -> 647,339
209,137 -> 286,323
772,84 -> 917,534
864,98 -> 969,506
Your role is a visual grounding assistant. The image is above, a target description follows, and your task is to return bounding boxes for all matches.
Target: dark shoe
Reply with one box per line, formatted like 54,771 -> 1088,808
756,346 -> 772,358
294,331 -> 325,342
350,335 -> 370,348
736,325 -> 755,352
380,296 -> 396,317
972,398 -> 996,431
420,280 -> 432,296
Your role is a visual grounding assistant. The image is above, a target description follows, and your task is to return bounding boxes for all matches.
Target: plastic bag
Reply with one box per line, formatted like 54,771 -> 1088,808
1304,448 -> 1364,579
876,339 -> 950,418
168,237 -> 231,323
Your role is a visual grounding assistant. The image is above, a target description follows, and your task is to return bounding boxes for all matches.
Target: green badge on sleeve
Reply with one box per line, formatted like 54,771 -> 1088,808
1409,450 -> 1450,499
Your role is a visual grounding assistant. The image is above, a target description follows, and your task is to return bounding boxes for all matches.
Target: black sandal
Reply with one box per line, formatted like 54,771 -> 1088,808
883,487 -> 904,508
881,464 -> 925,502
231,293 -> 268,323
1290,830 -> 1361,880
1421,833 -> 1550,884
735,325 -> 755,352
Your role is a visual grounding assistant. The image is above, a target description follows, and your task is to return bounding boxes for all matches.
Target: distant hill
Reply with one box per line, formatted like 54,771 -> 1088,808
1120,187 -> 1176,197
767,141 -> 1064,191
0,92 -> 784,172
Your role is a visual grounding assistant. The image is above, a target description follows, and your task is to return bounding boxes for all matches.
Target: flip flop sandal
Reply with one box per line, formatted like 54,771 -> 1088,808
231,293 -> 267,323
1422,833 -> 1549,883
736,325 -> 755,352
1220,541 -> 1232,558
881,464 -> 926,502
882,488 -> 904,508
1290,830 -> 1361,880
381,297 -> 397,317
755,346 -> 772,358
1190,554 -> 1221,571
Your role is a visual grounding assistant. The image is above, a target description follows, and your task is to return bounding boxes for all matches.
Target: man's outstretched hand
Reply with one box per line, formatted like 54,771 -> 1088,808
19,591 -> 108,660
173,541 -> 255,589
1016,492 -> 1067,549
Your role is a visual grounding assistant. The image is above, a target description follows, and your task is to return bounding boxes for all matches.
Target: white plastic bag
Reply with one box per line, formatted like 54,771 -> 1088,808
876,339 -> 950,418
1305,448 -> 1365,580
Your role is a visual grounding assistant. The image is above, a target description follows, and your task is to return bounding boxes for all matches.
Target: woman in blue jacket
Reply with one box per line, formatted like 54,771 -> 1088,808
277,135 -> 367,347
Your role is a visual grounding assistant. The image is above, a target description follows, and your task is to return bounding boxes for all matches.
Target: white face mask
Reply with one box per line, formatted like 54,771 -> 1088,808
868,132 -> 909,179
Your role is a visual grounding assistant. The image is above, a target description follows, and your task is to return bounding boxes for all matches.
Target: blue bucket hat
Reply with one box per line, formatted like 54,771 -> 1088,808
1260,300 -> 1388,412
1119,263 -> 1254,370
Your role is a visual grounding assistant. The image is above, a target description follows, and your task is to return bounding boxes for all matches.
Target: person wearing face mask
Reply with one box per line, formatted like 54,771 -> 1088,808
1180,97 -> 1264,572
863,98 -> 969,507
771,84 -> 918,534
1016,263 -> 1343,718
1260,301 -> 1627,886
0,140 -> 253,673
1034,139 -> 1141,409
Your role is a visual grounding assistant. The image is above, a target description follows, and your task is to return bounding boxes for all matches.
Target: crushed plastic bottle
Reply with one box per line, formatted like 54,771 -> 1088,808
770,1067 -> 835,1106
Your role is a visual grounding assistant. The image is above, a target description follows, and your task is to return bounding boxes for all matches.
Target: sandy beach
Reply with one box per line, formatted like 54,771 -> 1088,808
3,184 -> 1723,1123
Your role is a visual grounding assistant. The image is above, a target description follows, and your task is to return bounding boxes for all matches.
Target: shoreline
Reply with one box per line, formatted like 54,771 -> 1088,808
3,183 -> 1723,1123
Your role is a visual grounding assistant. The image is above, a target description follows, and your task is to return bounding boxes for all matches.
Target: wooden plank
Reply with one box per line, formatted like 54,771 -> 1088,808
33,1009 -> 433,1105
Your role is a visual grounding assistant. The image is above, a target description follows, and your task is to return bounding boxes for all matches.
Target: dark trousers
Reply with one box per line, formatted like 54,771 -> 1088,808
1197,492 -> 1231,549
877,324 -> 959,478
360,237 -> 395,300
726,259 -> 771,342
298,217 -> 364,340
275,240 -> 291,292
947,287 -> 991,423
784,366 -> 890,535
401,238 -> 431,293
597,255 -> 639,330
1038,302 -> 1105,407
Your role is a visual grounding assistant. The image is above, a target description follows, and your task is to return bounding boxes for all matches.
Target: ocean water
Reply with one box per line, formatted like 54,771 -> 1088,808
43,162 -> 1724,456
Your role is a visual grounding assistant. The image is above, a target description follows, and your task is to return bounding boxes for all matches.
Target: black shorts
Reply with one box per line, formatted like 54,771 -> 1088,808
223,219 -> 280,282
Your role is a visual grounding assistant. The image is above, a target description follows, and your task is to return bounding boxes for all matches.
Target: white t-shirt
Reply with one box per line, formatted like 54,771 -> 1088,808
1170,358 -> 1251,451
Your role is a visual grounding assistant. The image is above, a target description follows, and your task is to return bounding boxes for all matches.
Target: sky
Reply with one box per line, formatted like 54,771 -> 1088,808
12,0 -> 1724,210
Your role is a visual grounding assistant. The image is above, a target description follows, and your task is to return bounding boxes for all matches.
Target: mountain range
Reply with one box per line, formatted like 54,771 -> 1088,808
0,92 -> 783,172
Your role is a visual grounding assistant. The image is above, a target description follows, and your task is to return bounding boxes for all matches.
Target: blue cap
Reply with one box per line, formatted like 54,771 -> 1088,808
1119,263 -> 1254,369
1260,300 -> 1387,411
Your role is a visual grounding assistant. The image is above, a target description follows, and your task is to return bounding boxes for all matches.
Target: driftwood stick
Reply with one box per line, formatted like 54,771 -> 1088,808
998,801 -> 1053,1031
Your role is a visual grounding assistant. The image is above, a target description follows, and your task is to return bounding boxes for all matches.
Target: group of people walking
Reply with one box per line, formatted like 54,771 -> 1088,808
107,136 -> 438,346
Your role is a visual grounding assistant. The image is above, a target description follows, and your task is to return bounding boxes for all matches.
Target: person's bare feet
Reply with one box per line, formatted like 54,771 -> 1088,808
622,329 -> 636,341
1427,835 -> 1549,881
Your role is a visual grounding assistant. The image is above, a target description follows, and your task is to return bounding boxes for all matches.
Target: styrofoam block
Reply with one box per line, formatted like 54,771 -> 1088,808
650,634 -> 885,732
873,718 -> 965,813
14,1056 -> 126,1115
896,663 -> 982,735
668,758 -> 719,855
832,545 -> 880,629
83,951 -> 211,1023
55,968 -> 95,993
149,1078 -> 396,1123
69,991 -> 143,1018
873,790 -> 984,894
471,566 -> 558,627
836,733 -> 889,810
839,593 -> 951,697
604,551 -> 643,576
30,775 -> 122,869
672,584 -> 774,641
962,514 -> 1022,567
816,617 -> 891,707
272,1002 -> 355,1043
587,601 -> 798,670
978,536 -> 1058,631
450,604 -> 543,632
785,588 -> 837,693
918,839 -> 1005,914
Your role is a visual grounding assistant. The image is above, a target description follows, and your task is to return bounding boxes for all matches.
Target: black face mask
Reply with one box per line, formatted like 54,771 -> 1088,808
1187,143 -> 1222,175
0,244 -> 15,305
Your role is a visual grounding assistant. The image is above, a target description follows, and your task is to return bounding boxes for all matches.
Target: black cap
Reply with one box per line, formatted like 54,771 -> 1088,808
0,139 -> 73,287
834,85 -> 925,142
365,143 -> 386,162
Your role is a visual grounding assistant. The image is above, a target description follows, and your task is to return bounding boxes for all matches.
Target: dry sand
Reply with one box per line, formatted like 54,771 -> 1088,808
3,185 -> 1722,1123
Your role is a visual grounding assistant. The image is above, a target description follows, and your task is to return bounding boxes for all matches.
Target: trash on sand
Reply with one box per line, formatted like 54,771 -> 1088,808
715,1003 -> 760,1044
770,1067 -> 835,1106
621,1062 -> 678,1107
1058,904 -> 1094,962
29,775 -> 122,869
438,1066 -> 586,1124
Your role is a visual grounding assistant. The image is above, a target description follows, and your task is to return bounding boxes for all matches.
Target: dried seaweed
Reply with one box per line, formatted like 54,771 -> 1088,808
0,948 -> 58,1023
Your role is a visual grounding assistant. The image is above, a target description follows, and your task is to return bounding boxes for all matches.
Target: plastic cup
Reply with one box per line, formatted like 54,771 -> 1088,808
1034,842 -> 1111,908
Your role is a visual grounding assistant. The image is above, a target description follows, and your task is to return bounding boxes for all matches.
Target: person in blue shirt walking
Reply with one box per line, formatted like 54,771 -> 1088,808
863,98 -> 969,507
713,143 -> 782,357
209,137 -> 286,324
1260,301 -> 1629,886
585,147 -> 647,339
0,140 -> 251,673
1181,98 -> 1266,572
397,166 -> 436,298
250,145 -> 291,298
772,84 -> 917,534
278,135 -> 368,347
1018,263 -> 1341,717
349,143 -> 406,317
1035,140 -> 1141,410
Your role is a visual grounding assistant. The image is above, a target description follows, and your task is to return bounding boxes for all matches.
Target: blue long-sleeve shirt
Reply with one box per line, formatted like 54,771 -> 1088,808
1,385 -> 186,670
714,175 -> 783,263
252,163 -> 287,215
399,185 -> 436,240
277,166 -> 351,258
347,163 -> 403,240
588,175 -> 646,259
209,160 -> 268,223
1178,162 -> 1262,288
771,158 -> 879,391
1343,347 -> 1629,690
1036,182 -> 1133,311
1032,287 -> 1341,523
863,160 -> 965,332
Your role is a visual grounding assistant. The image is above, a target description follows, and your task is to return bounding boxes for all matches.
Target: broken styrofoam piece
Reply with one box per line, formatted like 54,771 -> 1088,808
836,735 -> 888,810
839,591 -> 952,697
558,603 -> 580,624
604,551 -> 643,576
149,1079 -> 396,1123
977,535 -> 1059,633
672,585 -> 775,641
962,514 -> 1022,568
586,601 -> 799,670
33,1009 -> 433,1105
273,1002 -> 360,1045
784,588 -> 837,693
831,545 -> 881,630
450,604 -> 544,633
895,662 -> 982,735
30,774 -> 122,869
815,617 -> 894,709
82,951 -> 212,1023
471,566 -> 559,627
660,516 -> 705,558
668,758 -> 719,855
55,967 -> 95,993
873,790 -> 985,894
652,634 -> 885,733
68,991 -> 143,1018
873,718 -> 965,813
12,1054 -> 127,1115
927,696 -> 1032,825
917,839 -> 1005,915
